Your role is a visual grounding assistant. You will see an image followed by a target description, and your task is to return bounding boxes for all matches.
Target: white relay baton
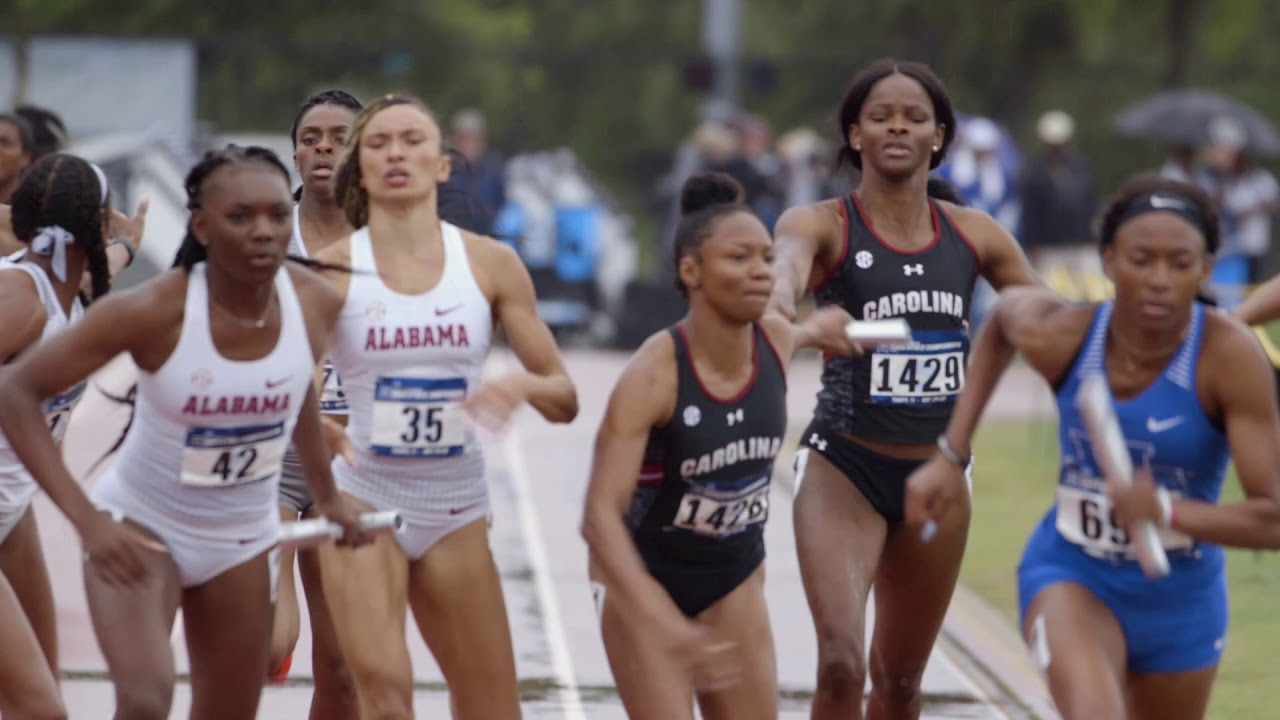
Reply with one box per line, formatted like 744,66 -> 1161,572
278,510 -> 405,550
1075,375 -> 1170,579
845,318 -> 913,347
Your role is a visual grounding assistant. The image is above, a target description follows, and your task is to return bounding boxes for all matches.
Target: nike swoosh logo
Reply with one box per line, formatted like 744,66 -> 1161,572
448,502 -> 481,516
1150,195 -> 1186,210
435,304 -> 463,317
1146,416 -> 1185,433
266,376 -> 292,389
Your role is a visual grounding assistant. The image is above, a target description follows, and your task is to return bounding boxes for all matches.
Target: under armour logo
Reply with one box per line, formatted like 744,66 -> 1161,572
809,433 -> 828,452
726,408 -> 745,426
903,264 -> 924,276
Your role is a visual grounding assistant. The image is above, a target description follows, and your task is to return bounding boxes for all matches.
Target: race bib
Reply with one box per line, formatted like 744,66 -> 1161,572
868,330 -> 966,405
1055,484 -> 1193,556
672,473 -> 770,538
319,360 -> 348,414
370,376 -> 467,457
44,381 -> 87,442
181,422 -> 287,487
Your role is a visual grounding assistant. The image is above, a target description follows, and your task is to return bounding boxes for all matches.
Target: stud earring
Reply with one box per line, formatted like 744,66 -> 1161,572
932,145 -> 940,151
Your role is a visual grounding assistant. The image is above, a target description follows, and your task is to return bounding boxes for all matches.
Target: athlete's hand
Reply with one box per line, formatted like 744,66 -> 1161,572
799,306 -> 863,355
905,455 -> 967,537
672,620 -> 742,692
79,510 -> 165,587
1107,465 -> 1162,528
108,196 -> 151,249
461,373 -> 526,433
321,415 -> 355,466
315,495 -> 371,549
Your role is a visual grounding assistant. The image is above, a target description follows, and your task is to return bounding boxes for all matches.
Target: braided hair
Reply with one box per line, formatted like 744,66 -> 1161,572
9,153 -> 111,301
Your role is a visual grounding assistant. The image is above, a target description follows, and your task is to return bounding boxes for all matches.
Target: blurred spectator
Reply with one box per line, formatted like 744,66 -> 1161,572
694,121 -> 771,214
442,108 -> 506,234
1200,116 -> 1279,286
778,127 -> 837,208
1018,110 -> 1098,276
732,114 -> 785,228
1160,143 -> 1201,185
15,105 -> 68,161
0,113 -> 34,204
935,116 -> 1019,231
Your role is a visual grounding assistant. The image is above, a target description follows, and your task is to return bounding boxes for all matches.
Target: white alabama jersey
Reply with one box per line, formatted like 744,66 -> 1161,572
328,222 -> 493,484
92,262 -> 316,526
0,258 -> 86,515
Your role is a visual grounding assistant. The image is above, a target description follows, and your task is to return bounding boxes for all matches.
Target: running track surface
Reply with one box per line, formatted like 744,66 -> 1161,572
48,348 -> 1060,718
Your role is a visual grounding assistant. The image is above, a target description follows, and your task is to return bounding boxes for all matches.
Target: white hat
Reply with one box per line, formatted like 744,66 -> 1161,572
1037,110 -> 1075,145
962,117 -> 1000,152
1208,115 -> 1246,151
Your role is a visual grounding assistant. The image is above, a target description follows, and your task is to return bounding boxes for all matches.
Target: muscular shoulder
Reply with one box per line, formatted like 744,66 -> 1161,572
775,199 -> 843,245
460,229 -> 528,299
611,329 -> 679,427
120,269 -> 188,324
1200,308 -> 1272,380
940,204 -> 1006,247
94,270 -> 188,345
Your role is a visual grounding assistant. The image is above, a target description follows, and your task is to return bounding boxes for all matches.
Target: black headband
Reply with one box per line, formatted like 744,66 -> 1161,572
1114,191 -> 1211,238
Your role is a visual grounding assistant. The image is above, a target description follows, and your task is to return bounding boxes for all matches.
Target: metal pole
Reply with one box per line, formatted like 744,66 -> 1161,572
702,0 -> 740,123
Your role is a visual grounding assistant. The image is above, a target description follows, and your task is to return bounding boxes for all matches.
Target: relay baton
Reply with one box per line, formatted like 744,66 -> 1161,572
1076,375 -> 1170,579
845,318 -> 912,347
278,510 -> 404,550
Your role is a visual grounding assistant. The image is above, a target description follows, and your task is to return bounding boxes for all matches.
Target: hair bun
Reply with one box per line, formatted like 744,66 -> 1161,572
679,171 -> 745,216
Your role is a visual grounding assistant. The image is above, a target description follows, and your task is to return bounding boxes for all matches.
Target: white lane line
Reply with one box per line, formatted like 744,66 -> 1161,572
934,642 -> 1014,720
501,428 -> 587,720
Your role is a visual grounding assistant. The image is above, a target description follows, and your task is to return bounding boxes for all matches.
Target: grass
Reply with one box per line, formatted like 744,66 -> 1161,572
963,418 -> 1280,720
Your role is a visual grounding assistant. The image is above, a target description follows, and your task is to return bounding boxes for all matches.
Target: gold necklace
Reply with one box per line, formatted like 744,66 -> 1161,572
1108,323 -> 1189,374
209,293 -> 276,329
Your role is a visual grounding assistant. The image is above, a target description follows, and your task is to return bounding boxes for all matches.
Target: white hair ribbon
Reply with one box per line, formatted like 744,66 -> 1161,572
89,162 -> 110,206
30,226 -> 76,282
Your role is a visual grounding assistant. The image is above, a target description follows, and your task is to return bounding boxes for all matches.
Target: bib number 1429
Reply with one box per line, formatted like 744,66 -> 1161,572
870,352 -> 963,403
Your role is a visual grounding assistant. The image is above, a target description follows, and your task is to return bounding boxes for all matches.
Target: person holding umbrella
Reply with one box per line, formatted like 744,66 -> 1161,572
1199,116 -> 1279,290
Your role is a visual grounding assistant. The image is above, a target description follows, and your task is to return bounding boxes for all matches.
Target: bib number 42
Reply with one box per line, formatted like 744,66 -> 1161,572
210,447 -> 259,484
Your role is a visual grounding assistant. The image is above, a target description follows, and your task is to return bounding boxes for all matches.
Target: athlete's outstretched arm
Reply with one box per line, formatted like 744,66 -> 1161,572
1114,317 -> 1280,548
760,305 -> 859,362
905,287 -> 1076,527
1233,273 -> 1280,326
0,287 -> 166,584
767,205 -> 829,321
290,384 -> 367,547
481,241 -> 578,424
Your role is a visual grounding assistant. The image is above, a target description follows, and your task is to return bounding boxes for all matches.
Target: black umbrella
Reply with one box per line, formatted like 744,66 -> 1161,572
1115,89 -> 1280,157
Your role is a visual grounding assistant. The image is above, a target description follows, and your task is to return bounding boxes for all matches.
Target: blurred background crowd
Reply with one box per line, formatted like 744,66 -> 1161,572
5,0 -> 1280,347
